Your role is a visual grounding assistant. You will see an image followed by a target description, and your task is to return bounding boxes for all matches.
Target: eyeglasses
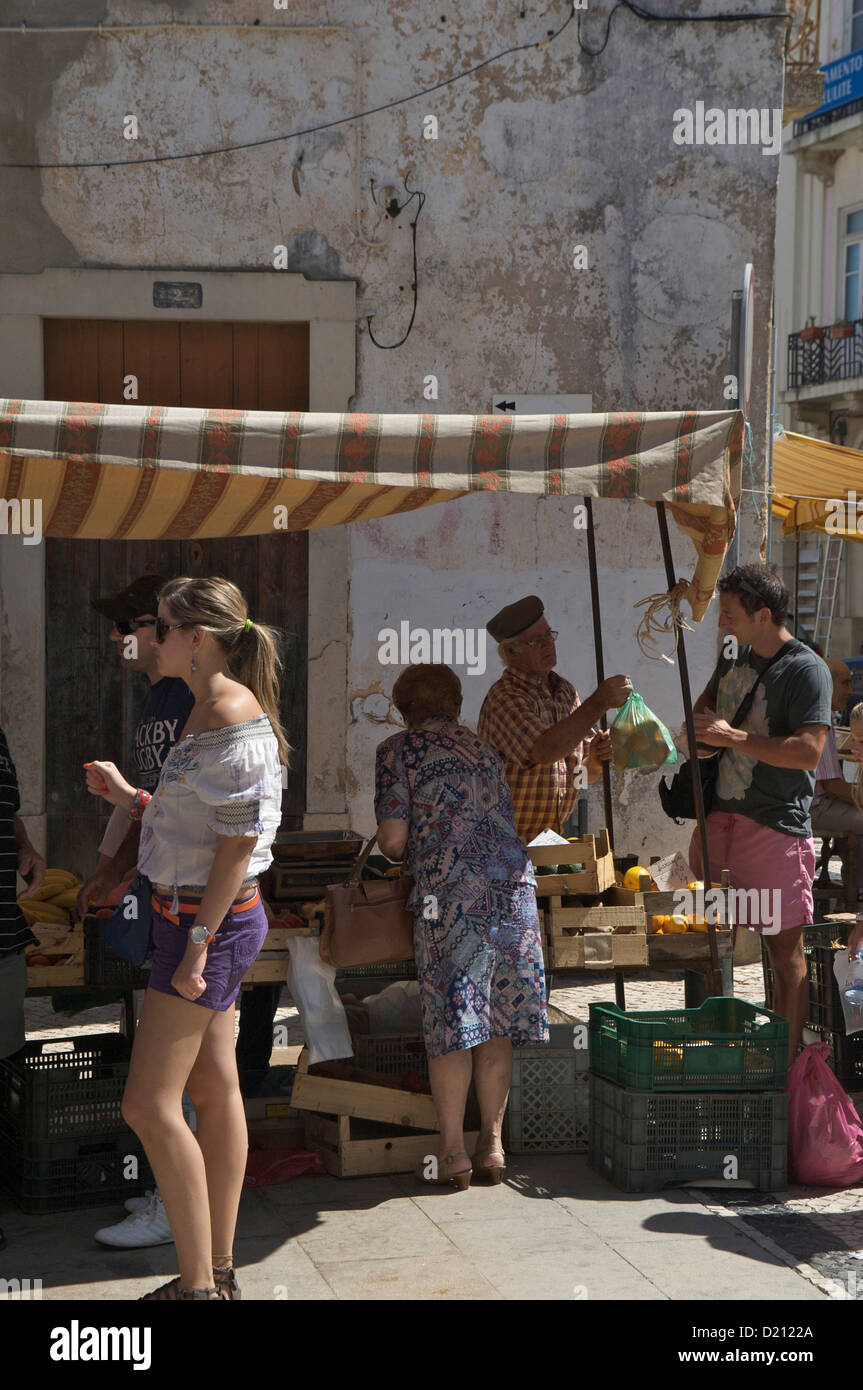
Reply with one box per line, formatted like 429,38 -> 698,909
733,577 -> 773,610
154,617 -> 196,644
115,619 -> 155,636
513,629 -> 558,650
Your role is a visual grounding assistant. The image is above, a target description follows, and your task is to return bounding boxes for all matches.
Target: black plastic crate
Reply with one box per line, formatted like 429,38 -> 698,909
762,921 -> 849,1030
84,916 -> 150,989
0,1033 -> 133,1143
587,1074 -> 787,1193
813,1026 -> 863,1090
0,1128 -> 154,1214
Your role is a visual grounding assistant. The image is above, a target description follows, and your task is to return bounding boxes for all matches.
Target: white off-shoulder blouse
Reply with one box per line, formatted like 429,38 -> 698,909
137,714 -> 283,911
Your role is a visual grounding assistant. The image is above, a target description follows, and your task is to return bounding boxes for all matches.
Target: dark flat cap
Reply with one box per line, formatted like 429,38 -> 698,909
92,574 -> 168,621
487,595 -> 544,642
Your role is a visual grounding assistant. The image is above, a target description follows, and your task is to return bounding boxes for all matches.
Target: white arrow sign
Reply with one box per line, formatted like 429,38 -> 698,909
491,394 -> 593,414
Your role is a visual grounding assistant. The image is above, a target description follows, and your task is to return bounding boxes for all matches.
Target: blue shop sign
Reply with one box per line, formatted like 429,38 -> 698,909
810,46 -> 863,115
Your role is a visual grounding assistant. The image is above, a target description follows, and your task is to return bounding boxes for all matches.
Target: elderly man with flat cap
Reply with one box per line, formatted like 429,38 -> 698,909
478,596 -> 631,843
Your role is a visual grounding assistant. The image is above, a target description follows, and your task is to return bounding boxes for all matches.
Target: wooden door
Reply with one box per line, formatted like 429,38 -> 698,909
44,319 -> 310,875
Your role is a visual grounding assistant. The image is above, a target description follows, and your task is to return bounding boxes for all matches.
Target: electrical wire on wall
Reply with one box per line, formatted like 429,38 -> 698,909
0,4 -> 794,171
366,179 -> 425,350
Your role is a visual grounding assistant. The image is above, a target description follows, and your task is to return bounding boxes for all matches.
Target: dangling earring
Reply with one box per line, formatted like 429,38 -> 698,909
191,648 -> 197,675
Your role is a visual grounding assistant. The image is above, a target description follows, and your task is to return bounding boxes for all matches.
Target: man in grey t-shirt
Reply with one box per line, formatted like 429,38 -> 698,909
688,564 -> 832,1061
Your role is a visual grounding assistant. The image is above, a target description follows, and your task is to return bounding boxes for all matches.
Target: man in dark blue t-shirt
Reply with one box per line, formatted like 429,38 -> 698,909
77,576 -> 195,913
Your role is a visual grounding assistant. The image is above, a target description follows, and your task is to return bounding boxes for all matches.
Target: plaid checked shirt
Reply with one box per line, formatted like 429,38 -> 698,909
478,667 -> 584,842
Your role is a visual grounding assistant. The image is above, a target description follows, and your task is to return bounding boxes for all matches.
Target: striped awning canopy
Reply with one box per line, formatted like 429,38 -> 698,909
0,400 -> 743,619
772,430 -> 863,541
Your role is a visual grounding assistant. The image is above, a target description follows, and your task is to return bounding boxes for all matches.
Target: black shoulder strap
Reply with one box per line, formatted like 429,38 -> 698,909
727,641 -> 793,730
706,641 -> 791,766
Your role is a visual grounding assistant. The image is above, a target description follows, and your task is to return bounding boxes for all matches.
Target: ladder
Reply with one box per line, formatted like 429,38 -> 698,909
812,535 -> 844,653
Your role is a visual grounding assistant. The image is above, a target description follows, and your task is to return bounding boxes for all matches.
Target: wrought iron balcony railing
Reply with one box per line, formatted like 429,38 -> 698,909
787,319 -> 863,389
785,0 -> 821,73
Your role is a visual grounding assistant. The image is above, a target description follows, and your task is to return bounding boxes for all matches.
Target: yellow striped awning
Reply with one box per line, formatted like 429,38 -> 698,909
772,431 -> 863,541
0,399 -> 743,620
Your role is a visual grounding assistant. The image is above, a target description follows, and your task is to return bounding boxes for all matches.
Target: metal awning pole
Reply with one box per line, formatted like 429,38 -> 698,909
584,496 -> 625,1008
794,528 -> 800,638
584,496 -> 615,853
656,501 -> 722,989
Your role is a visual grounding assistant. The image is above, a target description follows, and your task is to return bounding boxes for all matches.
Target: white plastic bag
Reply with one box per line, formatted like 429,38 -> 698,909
366,980 -> 422,1035
285,936 -> 354,1065
832,949 -> 863,1036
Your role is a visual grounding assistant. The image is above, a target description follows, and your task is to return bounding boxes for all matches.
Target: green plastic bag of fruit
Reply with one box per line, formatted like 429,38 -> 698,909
609,692 -> 678,772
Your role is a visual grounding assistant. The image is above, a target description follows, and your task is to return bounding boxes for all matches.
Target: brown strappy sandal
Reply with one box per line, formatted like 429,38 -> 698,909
213,1262 -> 242,1300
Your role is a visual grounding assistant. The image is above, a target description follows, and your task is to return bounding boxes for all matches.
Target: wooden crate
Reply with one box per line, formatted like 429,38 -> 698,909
530,829 -> 615,896
240,923 -> 310,985
546,931 -> 649,969
647,929 -> 733,965
24,926 -> 85,987
290,1047 -> 439,1130
545,904 -> 646,934
542,901 -> 647,970
305,1112 -> 479,1178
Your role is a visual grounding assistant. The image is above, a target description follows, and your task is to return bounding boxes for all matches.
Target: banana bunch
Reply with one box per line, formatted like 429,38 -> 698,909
19,868 -> 80,928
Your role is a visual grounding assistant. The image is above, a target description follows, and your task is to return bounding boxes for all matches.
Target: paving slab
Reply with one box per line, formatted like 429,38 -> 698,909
314,1250 -> 501,1300
284,1197 -> 454,1263
608,1236 -> 828,1300
554,1189 -> 747,1243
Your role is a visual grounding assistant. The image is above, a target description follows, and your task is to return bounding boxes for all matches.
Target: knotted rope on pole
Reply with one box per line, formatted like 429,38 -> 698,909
634,579 -> 694,664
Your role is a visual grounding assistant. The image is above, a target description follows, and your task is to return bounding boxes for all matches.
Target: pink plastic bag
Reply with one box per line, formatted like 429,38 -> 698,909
788,1042 -> 863,1187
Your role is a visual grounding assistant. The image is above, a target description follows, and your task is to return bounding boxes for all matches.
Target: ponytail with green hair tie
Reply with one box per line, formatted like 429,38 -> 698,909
244,617 -> 253,633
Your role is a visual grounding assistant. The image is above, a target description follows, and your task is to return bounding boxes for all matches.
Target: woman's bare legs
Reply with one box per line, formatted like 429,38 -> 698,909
121,988 -> 218,1292
427,1048 -> 473,1173
184,1001 -> 248,1264
471,1037 -> 513,1166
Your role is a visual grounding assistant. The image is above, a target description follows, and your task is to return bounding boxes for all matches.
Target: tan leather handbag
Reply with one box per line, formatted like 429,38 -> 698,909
320,835 -> 415,968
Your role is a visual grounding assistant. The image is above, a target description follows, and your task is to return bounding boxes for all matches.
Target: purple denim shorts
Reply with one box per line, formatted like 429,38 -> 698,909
148,886 -> 270,1011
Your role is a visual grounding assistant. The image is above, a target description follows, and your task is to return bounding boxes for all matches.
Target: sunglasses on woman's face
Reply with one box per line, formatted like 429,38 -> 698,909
115,618 -> 155,636
154,617 -> 195,644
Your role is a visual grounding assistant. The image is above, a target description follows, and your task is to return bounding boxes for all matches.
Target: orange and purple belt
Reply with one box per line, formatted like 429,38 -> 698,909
151,886 -> 260,926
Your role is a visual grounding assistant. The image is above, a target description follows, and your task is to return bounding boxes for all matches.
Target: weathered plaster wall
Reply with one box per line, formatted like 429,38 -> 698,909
0,0 -> 784,856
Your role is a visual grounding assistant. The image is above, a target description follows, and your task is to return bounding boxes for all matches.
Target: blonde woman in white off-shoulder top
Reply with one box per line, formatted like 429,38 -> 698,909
85,576 -> 289,1302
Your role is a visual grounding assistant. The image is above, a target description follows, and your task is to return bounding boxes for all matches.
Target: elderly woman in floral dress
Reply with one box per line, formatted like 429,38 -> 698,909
375,663 -> 548,1189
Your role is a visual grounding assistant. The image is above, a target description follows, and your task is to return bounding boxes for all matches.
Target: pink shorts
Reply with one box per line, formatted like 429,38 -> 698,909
687,811 -> 815,936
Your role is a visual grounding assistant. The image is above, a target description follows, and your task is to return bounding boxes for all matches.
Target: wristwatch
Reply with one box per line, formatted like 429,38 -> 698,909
188,924 -> 215,946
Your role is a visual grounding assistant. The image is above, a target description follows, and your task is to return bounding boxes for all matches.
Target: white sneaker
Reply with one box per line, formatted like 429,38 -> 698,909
124,1189 -> 156,1214
95,1190 -> 173,1247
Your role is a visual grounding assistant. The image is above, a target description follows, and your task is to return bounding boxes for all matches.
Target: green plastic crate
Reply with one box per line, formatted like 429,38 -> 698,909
588,997 -> 788,1092
763,920 -> 849,1031
587,1075 -> 787,1192
505,1023 -> 590,1153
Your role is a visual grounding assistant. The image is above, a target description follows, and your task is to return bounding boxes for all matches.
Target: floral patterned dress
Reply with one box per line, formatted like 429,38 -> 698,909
374,716 -> 548,1059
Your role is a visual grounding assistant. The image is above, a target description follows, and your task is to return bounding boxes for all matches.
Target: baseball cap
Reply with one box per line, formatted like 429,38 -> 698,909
91,575 -> 167,622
